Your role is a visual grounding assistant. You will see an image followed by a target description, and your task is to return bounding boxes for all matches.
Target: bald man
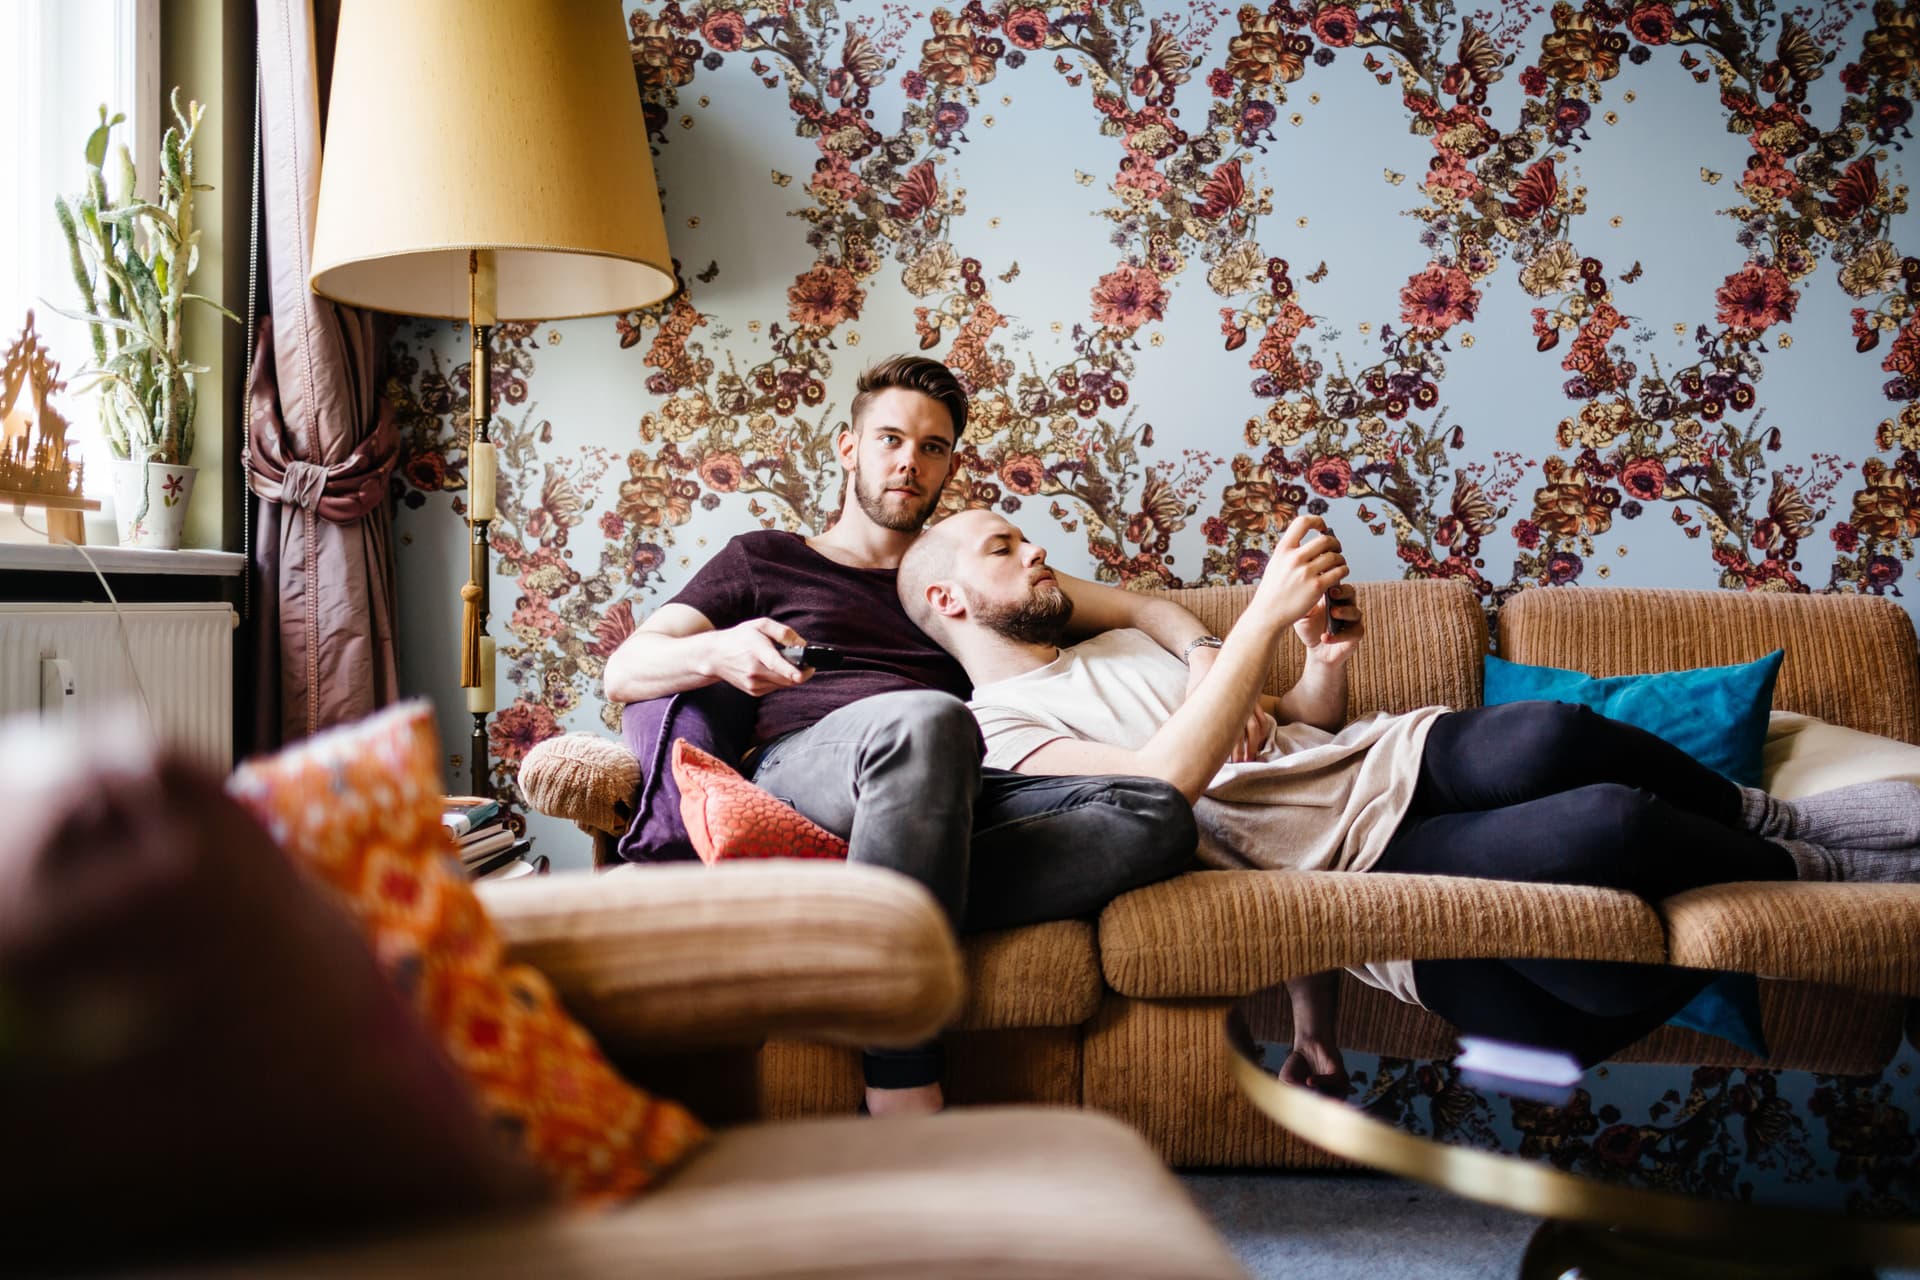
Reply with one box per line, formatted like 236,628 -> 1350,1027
899,508 -> 1920,1074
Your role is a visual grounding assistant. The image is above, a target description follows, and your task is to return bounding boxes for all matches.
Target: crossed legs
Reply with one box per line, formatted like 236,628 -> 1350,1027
751,690 -> 1195,1111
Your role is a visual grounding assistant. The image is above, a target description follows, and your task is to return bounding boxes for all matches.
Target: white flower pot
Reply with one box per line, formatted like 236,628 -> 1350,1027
112,460 -> 197,549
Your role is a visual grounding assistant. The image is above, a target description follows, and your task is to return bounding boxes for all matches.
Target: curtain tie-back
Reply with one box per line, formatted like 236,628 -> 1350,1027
280,459 -> 331,513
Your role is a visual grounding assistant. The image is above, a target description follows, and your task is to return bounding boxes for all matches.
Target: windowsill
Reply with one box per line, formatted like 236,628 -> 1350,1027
0,541 -> 244,576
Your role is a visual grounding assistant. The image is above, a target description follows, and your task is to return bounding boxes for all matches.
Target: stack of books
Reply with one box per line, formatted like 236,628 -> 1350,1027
442,796 -> 535,879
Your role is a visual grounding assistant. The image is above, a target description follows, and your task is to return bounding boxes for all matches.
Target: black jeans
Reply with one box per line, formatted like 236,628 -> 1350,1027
1371,702 -> 1796,1063
753,690 -> 1197,1088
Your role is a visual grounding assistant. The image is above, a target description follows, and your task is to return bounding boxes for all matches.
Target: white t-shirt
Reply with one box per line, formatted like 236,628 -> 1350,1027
967,627 -> 1445,1005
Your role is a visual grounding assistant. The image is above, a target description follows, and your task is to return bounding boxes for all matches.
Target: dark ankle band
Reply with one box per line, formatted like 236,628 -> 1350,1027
861,1043 -> 944,1090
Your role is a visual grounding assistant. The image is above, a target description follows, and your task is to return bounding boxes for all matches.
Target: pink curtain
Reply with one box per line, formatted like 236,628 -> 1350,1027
246,0 -> 399,744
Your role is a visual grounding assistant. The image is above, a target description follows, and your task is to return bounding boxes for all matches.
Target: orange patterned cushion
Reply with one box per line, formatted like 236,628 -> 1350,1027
672,739 -> 850,863
227,703 -> 707,1205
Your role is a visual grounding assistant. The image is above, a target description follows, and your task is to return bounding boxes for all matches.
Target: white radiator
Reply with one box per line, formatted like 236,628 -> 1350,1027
0,602 -> 234,772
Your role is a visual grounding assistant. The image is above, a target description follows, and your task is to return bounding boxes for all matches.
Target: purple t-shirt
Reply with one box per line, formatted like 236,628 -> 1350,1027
668,530 -> 972,745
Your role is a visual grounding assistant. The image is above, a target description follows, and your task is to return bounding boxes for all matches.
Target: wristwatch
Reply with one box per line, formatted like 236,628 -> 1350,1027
1181,634 -> 1224,664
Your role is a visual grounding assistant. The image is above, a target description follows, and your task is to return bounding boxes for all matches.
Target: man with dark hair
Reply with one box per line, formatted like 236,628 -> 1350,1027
605,355 -> 1225,1117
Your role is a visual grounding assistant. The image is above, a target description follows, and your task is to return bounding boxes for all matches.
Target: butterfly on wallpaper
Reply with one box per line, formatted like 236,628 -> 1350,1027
1700,168 -> 1723,185
998,262 -> 1022,283
1074,170 -> 1095,186
771,170 -> 792,187
1054,53 -> 1083,85
1383,168 -> 1405,186
1305,261 -> 1329,283
1678,51 -> 1700,68
1620,261 -> 1644,283
695,260 -> 720,284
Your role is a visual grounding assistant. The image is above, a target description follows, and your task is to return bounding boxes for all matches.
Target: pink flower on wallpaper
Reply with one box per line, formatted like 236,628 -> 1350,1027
1000,453 -> 1047,496
1311,6 -> 1361,47
490,699 -> 562,768
1308,456 -> 1353,498
1091,264 -> 1169,334
1005,7 -> 1051,49
1399,264 -> 1481,330
787,264 -> 865,328
701,9 -> 746,52
1715,264 -> 1799,331
1619,456 -> 1669,502
1626,3 -> 1675,44
1115,154 -> 1171,200
511,598 -> 566,640
698,451 -> 744,492
1742,152 -> 1797,197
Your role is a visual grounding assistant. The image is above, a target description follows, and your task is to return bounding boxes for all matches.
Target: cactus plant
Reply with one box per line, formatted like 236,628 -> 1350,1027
52,89 -> 237,468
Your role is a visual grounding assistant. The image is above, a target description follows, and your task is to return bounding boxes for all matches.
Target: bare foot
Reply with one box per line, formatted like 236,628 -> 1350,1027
864,1082 -> 944,1117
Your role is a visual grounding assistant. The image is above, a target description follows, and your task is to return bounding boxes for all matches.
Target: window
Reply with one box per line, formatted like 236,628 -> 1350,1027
1,0 -> 159,503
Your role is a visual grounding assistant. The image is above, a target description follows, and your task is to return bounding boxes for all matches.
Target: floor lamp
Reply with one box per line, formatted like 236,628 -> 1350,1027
310,0 -> 676,796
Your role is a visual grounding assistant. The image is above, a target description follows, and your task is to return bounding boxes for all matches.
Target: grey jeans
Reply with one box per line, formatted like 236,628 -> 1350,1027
751,690 -> 1197,1089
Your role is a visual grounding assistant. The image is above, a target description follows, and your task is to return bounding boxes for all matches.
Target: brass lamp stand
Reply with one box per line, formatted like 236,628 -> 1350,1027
463,251 -> 499,795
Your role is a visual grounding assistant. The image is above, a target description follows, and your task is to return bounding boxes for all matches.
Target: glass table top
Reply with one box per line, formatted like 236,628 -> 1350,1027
1226,963 -> 1920,1266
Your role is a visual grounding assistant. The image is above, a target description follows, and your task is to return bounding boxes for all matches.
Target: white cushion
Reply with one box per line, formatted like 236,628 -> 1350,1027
1763,711 -> 1920,799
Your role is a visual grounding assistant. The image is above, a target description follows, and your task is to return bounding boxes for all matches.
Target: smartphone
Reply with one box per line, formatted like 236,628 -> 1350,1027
779,643 -> 844,671
1325,589 -> 1351,636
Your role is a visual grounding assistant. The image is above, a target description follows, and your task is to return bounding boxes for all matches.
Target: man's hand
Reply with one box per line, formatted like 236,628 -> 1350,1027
1251,515 -> 1349,629
1294,585 -> 1365,666
1278,1034 -> 1353,1098
1186,646 -> 1272,762
704,618 -> 813,695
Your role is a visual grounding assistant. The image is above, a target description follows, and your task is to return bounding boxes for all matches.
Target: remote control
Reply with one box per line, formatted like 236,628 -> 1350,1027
779,643 -> 845,670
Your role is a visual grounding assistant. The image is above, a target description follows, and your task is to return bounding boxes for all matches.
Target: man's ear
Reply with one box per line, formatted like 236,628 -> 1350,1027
834,423 -> 858,472
926,581 -> 967,621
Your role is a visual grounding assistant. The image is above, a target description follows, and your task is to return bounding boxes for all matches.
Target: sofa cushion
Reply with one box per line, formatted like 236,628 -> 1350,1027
489,862 -> 963,1054
1158,578 -> 1487,718
1764,710 -> 1920,798
189,1109 -> 1246,1279
1098,869 -> 1668,999
1496,584 -> 1920,744
956,920 -> 1101,1030
673,740 -> 848,863
0,729 -> 547,1267
1484,649 -> 1783,786
1661,881 -> 1920,996
229,703 -> 708,1204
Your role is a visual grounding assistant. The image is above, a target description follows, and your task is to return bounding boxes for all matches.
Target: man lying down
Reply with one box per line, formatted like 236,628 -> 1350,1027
897,507 -> 1920,1078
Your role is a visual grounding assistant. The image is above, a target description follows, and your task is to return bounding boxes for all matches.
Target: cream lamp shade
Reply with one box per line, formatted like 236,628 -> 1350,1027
310,0 -> 676,319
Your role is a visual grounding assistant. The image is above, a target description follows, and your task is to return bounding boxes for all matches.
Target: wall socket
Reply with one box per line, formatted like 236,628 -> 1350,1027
40,656 -> 76,722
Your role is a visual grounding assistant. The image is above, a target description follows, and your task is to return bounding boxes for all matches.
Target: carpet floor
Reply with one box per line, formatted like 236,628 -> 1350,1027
1179,1171 -> 1920,1279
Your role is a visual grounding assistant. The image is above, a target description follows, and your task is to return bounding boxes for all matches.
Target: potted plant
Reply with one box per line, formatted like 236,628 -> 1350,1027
52,90 -> 236,549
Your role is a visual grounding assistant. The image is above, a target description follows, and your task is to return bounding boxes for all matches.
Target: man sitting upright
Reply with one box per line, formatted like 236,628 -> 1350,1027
898,507 -> 1920,1070
604,355 -> 1217,1116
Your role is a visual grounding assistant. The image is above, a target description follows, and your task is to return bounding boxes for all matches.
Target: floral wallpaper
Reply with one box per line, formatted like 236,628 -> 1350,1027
383,0 -> 1917,865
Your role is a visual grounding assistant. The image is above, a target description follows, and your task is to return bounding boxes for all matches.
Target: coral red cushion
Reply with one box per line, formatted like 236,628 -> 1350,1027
672,739 -> 850,863
228,703 -> 708,1205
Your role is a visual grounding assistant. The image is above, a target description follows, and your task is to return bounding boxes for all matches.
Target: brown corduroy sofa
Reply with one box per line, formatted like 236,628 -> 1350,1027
521,581 -> 1920,1167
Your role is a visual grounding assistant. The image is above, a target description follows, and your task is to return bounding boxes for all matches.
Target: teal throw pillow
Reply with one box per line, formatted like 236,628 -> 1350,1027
1481,649 -> 1784,787
1668,972 -> 1769,1058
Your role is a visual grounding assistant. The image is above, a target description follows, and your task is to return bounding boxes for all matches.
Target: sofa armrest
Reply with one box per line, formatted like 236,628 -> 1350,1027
517,733 -> 638,838
475,862 -> 964,1055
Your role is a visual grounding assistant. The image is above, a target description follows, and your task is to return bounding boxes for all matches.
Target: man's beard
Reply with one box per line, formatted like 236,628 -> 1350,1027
968,581 -> 1074,646
851,464 -> 942,532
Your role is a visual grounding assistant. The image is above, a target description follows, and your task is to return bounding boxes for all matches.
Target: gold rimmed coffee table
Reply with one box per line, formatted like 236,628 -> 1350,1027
1227,963 -> 1920,1279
